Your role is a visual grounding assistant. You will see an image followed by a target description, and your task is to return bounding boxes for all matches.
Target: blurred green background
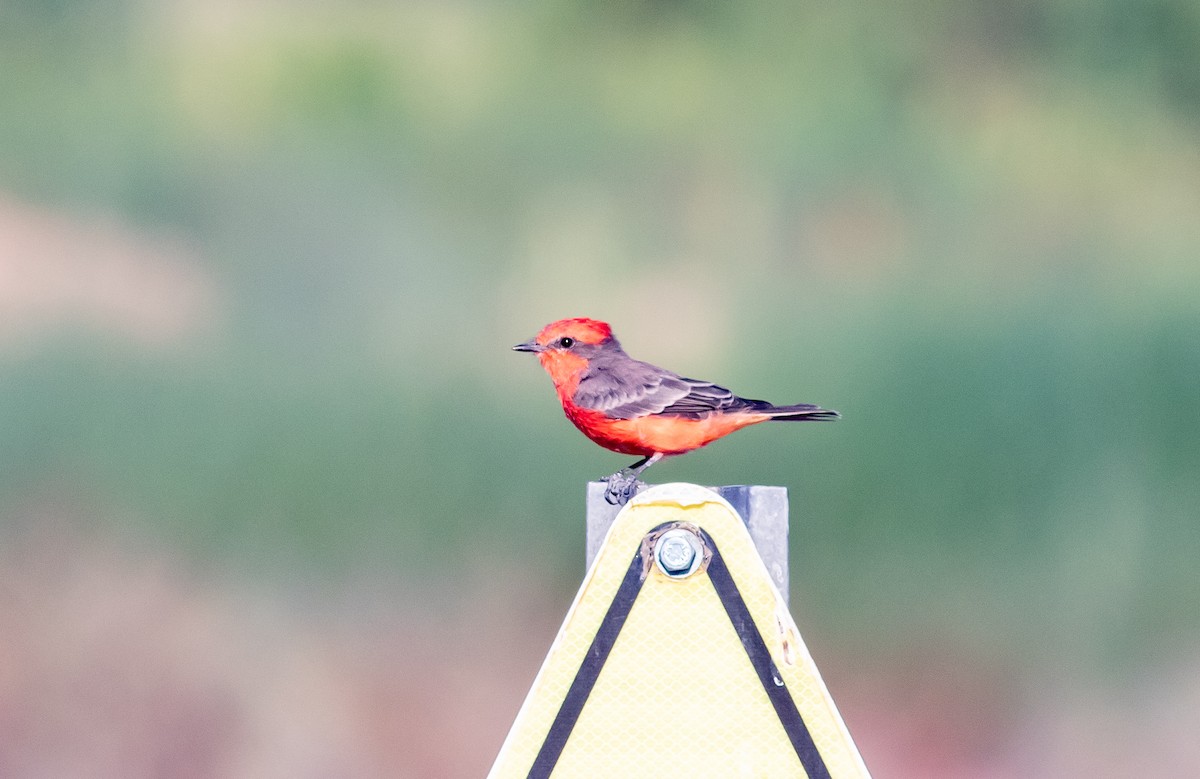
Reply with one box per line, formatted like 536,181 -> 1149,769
1,0 -> 1198,776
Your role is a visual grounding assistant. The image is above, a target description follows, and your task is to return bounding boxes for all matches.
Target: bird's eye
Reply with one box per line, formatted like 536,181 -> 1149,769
558,337 -> 575,348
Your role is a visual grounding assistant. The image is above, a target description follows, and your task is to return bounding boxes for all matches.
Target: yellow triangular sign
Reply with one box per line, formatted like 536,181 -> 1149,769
489,483 -> 871,779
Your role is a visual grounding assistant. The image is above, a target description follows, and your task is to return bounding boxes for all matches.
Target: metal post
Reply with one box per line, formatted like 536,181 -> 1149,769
585,483 -> 791,603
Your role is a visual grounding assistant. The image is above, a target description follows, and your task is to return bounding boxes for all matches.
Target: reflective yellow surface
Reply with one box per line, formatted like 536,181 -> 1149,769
489,483 -> 870,779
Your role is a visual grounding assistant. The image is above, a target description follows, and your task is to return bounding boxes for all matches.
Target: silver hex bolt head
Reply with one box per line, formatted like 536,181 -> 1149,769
655,528 -> 702,578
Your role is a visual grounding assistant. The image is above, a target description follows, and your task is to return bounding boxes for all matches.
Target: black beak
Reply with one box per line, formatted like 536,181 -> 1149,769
512,339 -> 542,353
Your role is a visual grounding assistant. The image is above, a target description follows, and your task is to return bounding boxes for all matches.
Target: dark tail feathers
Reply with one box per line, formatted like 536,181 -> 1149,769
762,403 -> 840,421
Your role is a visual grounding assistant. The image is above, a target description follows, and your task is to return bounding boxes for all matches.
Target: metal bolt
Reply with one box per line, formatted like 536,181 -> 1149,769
655,528 -> 701,577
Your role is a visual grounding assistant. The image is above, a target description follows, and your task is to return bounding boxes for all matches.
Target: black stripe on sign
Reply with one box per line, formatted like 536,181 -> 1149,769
527,523 -> 831,779
526,539 -> 648,779
701,527 -> 832,779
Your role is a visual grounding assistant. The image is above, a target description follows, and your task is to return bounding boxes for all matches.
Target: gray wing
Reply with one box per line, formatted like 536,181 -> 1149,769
574,358 -> 765,420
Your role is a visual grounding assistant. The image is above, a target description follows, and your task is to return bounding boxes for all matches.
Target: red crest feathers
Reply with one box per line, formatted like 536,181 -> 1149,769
535,317 -> 613,346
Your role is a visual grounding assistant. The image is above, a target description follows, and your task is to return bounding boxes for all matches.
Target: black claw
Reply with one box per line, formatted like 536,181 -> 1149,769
602,470 -> 642,506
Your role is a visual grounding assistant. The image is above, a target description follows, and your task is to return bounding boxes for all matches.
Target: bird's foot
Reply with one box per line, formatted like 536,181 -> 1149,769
603,469 -> 644,506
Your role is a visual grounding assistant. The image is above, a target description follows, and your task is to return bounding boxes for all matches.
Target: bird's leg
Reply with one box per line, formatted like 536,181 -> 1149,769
602,453 -> 664,506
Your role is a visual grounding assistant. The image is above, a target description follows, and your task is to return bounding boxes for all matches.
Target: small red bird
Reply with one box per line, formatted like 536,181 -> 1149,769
513,317 -> 839,504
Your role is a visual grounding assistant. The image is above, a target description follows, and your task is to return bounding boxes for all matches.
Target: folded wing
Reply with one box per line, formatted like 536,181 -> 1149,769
574,358 -> 806,421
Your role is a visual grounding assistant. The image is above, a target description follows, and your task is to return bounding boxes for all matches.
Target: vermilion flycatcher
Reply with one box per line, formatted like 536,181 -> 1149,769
513,317 -> 839,504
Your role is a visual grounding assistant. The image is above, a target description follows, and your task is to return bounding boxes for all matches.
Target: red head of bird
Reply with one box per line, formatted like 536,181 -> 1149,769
511,317 -> 619,396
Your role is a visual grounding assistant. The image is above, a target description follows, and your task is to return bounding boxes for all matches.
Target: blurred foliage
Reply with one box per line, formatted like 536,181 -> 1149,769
0,0 -> 1198,683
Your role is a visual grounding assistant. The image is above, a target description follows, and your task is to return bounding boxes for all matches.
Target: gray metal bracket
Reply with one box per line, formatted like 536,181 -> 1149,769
585,482 -> 791,603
